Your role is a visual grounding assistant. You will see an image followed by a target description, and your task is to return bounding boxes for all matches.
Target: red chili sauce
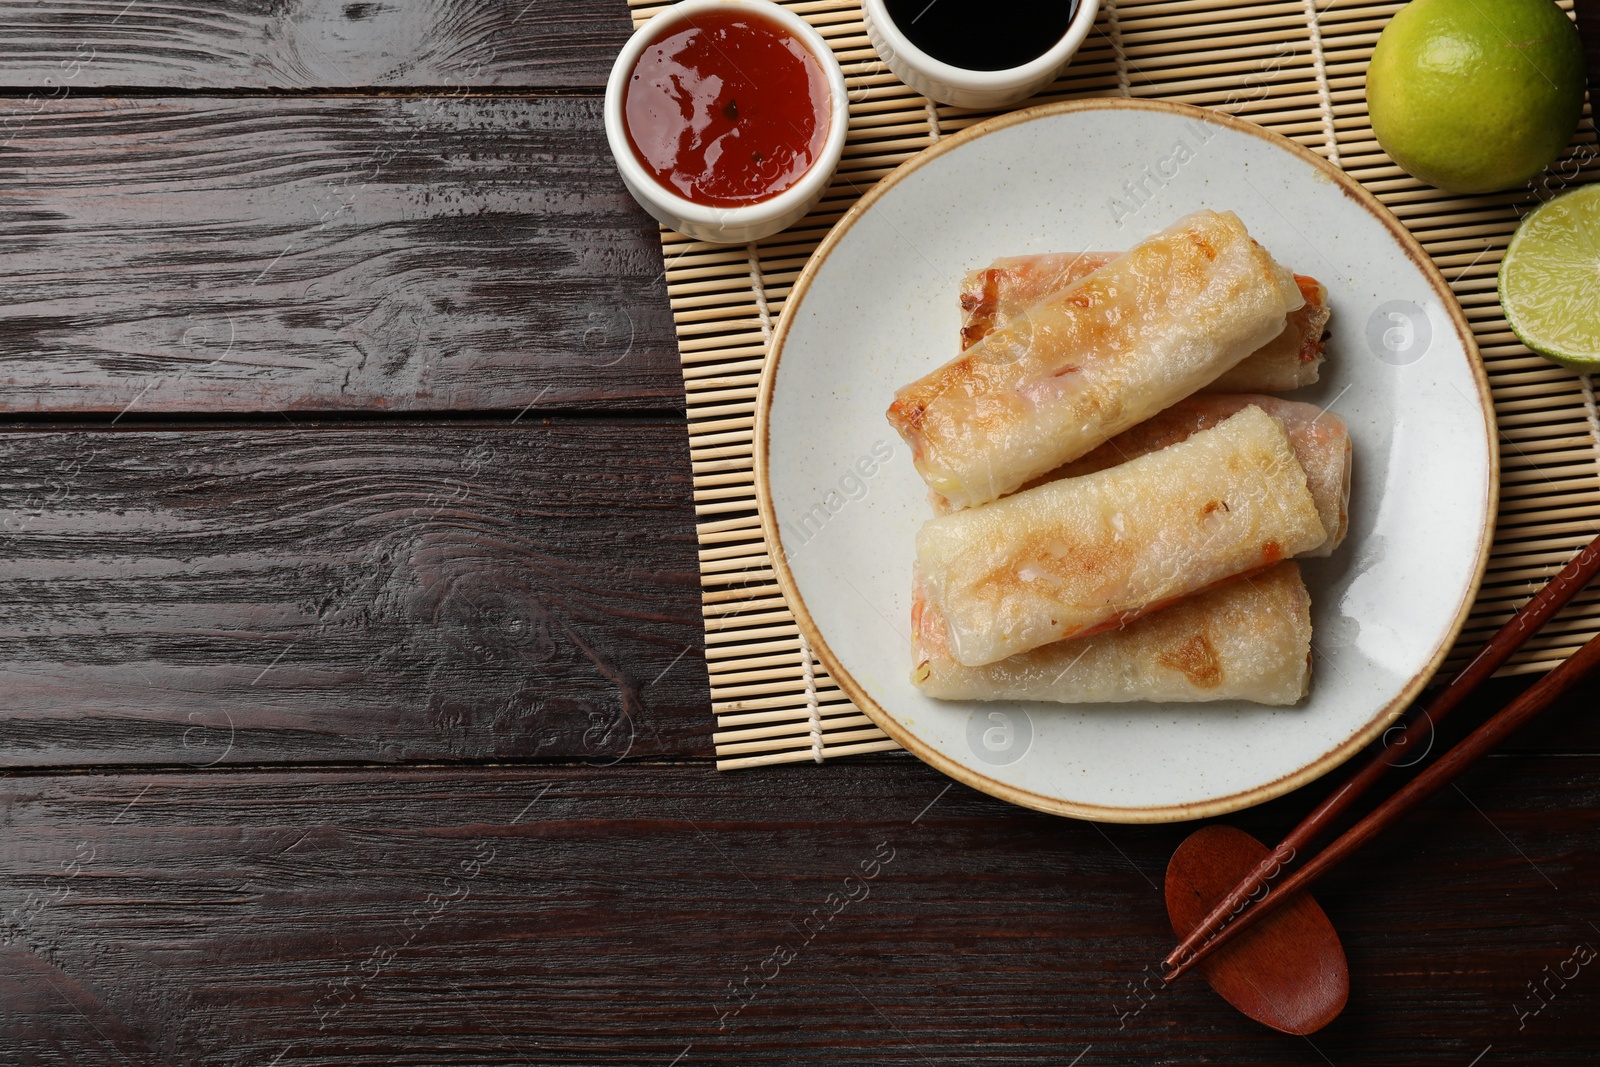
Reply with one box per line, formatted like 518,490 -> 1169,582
623,9 -> 831,208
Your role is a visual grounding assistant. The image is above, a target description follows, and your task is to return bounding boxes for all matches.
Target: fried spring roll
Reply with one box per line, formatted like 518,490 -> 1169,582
924,395 -> 1351,557
912,561 -> 1312,705
960,252 -> 1330,391
1045,395 -> 1351,556
916,405 -> 1327,667
888,211 -> 1305,510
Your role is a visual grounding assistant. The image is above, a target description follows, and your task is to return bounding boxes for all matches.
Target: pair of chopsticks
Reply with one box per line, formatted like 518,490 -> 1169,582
1163,531 -> 1600,981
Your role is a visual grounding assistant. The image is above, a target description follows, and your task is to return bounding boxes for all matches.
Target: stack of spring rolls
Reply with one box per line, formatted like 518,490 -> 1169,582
886,210 -> 1349,707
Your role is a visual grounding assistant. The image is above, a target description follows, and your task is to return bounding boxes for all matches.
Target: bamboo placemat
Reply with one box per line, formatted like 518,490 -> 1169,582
624,0 -> 1600,771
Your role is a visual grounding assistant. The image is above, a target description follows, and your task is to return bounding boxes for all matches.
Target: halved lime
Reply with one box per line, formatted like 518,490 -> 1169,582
1499,184 -> 1600,371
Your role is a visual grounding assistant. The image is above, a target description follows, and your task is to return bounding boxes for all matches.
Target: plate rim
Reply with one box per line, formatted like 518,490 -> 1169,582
753,97 -> 1499,823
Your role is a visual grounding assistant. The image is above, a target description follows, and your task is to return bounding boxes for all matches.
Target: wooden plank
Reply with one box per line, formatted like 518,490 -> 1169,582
0,0 -> 632,90
1417,674 -> 1600,757
0,96 -> 679,415
0,407 -> 1587,767
1,759 -> 1596,1064
1577,0 -> 1600,97
0,421 -> 709,766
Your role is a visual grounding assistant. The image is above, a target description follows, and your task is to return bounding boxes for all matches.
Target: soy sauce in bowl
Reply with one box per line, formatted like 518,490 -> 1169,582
883,0 -> 1080,71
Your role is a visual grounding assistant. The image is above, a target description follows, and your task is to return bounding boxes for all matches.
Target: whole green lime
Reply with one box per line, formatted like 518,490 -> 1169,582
1366,0 -> 1586,194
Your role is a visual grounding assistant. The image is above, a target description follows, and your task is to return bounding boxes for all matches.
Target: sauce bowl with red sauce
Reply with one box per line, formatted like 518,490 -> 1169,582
605,0 -> 849,244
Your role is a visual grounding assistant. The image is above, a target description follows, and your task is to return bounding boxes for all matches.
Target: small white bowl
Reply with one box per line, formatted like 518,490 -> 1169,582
604,0 -> 850,245
862,0 -> 1101,110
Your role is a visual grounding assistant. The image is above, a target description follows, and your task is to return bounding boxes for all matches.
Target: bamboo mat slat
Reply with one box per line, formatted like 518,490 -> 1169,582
625,0 -> 1600,771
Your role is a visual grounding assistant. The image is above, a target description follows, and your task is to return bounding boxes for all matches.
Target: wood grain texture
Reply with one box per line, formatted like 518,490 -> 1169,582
0,96 -> 677,414
0,0 -> 631,90
0,421 -> 709,766
1,758 -> 1596,1065
1397,674 -> 1600,756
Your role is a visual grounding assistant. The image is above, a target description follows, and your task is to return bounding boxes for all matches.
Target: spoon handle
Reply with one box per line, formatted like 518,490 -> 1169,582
1163,531 -> 1600,978
1166,627 -> 1600,981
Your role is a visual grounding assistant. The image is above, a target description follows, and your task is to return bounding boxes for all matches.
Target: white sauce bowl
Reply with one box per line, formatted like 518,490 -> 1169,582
862,0 -> 1102,110
604,0 -> 850,245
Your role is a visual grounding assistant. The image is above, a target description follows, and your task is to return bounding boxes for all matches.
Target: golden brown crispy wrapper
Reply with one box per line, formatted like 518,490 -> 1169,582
888,211 -> 1305,510
959,251 -> 1329,391
916,405 -> 1327,667
912,561 -> 1312,706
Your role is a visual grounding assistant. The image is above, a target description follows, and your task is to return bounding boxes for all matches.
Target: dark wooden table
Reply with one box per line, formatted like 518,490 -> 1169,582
2,4 -> 1597,1064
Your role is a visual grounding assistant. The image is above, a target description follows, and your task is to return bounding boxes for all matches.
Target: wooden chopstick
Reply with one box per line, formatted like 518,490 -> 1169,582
1165,628 -> 1600,981
1162,531 -> 1600,981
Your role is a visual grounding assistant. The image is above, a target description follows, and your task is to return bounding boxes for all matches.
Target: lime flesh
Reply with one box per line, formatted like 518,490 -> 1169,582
1366,0 -> 1586,194
1500,184 -> 1600,370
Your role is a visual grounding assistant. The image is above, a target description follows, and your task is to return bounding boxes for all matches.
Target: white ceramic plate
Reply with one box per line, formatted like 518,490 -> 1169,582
754,99 -> 1498,823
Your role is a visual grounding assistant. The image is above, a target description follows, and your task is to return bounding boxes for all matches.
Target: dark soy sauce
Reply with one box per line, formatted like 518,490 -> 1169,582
884,0 -> 1079,71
